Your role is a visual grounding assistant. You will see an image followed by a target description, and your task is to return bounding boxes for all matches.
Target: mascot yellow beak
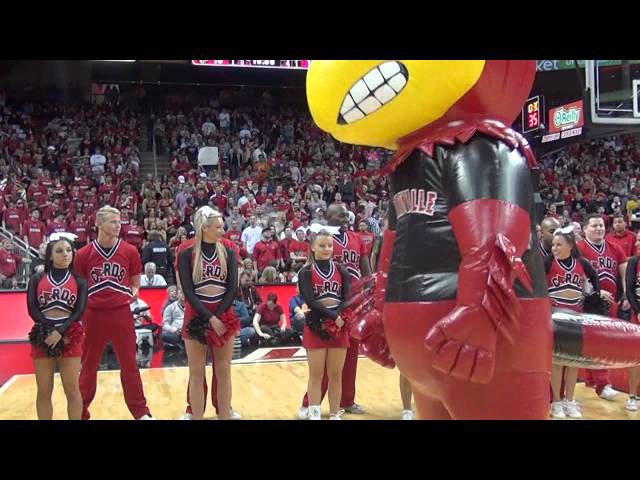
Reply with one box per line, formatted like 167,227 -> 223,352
306,60 -> 486,150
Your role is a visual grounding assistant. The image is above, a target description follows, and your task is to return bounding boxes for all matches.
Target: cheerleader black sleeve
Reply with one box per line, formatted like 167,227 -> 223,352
27,273 -> 48,325
214,247 -> 238,317
626,256 -> 640,312
579,257 -> 601,294
178,247 -> 216,319
335,265 -> 352,315
298,266 -> 338,320
55,277 -> 88,335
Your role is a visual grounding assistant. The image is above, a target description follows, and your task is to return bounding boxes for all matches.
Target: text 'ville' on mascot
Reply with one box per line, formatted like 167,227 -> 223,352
306,60 -> 552,419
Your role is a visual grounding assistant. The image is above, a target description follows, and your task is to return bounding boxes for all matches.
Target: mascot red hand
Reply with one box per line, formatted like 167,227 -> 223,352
351,230 -> 396,368
424,202 -> 534,383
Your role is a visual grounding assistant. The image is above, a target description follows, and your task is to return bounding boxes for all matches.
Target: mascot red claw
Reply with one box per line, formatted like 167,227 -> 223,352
307,60 -> 553,419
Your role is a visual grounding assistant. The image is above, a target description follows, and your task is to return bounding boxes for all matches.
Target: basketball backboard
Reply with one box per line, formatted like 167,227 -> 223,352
585,60 -> 640,125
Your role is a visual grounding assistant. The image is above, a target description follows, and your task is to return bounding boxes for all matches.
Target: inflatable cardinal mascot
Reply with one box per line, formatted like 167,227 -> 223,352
307,60 -> 552,419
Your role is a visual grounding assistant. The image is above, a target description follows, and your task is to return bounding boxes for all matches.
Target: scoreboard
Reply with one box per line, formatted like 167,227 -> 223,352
522,95 -> 543,133
191,60 -> 310,70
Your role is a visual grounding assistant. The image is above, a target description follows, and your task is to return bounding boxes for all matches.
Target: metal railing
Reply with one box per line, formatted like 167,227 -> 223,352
148,101 -> 159,179
0,225 -> 36,290
0,225 -> 39,258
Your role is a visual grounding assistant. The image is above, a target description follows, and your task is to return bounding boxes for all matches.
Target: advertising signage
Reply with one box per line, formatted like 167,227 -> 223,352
548,100 -> 584,134
541,100 -> 585,144
536,60 -> 640,72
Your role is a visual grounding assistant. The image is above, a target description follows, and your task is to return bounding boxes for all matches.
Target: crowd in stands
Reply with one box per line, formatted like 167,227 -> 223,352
4,88 -> 640,301
539,133 -> 640,239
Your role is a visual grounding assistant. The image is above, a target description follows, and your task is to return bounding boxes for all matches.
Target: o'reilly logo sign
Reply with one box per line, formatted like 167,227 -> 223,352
554,106 -> 580,128
549,100 -> 584,133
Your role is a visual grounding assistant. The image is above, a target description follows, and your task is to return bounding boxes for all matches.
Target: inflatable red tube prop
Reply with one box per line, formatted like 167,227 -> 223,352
553,309 -> 640,369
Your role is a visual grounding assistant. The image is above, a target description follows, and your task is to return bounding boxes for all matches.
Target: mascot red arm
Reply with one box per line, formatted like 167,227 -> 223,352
306,60 -> 553,419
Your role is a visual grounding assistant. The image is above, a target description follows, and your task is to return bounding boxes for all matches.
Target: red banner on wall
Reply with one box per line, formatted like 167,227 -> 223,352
0,284 -> 299,342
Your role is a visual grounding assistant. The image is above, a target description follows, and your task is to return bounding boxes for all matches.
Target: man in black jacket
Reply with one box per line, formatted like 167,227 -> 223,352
142,231 -> 173,283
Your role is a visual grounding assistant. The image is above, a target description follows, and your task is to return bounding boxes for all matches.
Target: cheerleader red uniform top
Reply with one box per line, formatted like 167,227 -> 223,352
27,267 -> 88,354
297,259 -> 352,348
74,239 -> 142,310
577,238 -> 627,315
331,227 -> 367,280
544,255 -> 599,313
177,241 -> 238,334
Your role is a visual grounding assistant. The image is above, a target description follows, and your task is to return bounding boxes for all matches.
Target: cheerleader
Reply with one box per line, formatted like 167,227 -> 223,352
27,233 -> 88,420
298,230 -> 352,420
178,207 -> 239,420
545,226 -> 601,419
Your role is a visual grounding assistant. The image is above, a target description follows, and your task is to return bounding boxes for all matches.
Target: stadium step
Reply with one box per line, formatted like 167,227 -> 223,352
140,114 -> 152,153
139,150 -> 171,178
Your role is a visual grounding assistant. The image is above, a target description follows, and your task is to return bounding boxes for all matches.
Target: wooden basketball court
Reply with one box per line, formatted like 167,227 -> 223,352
0,356 -> 637,420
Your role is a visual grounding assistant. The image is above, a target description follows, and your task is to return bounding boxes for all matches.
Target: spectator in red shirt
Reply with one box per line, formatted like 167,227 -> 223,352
99,175 -> 118,199
119,184 -> 138,216
122,217 -> 145,250
240,193 -> 258,218
47,212 -> 68,236
84,190 -> 98,212
0,239 -> 23,289
69,184 -> 84,203
209,186 -> 228,212
39,169 -> 54,190
224,219 -> 247,256
69,211 -> 89,248
279,227 -> 296,268
357,220 -> 376,259
23,210 -> 47,249
251,293 -> 287,344
253,227 -> 282,274
27,180 -> 48,204
2,200 -> 24,236
275,195 -> 290,216
255,186 -> 270,205
290,227 -> 310,269
606,214 -> 635,258
42,198 -> 65,225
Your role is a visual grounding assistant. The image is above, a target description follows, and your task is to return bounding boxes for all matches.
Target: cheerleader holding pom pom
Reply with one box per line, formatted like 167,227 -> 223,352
27,233 -> 88,420
178,207 -> 239,420
298,230 -> 352,420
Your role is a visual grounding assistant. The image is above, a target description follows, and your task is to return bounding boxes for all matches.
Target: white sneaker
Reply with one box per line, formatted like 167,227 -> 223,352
599,384 -> 619,401
308,405 -> 321,420
138,414 -> 155,420
402,410 -> 416,420
564,400 -> 583,419
329,414 -> 341,420
217,409 -> 242,420
550,401 -> 566,419
298,407 -> 309,420
179,413 -> 193,420
343,403 -> 365,414
626,396 -> 638,412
